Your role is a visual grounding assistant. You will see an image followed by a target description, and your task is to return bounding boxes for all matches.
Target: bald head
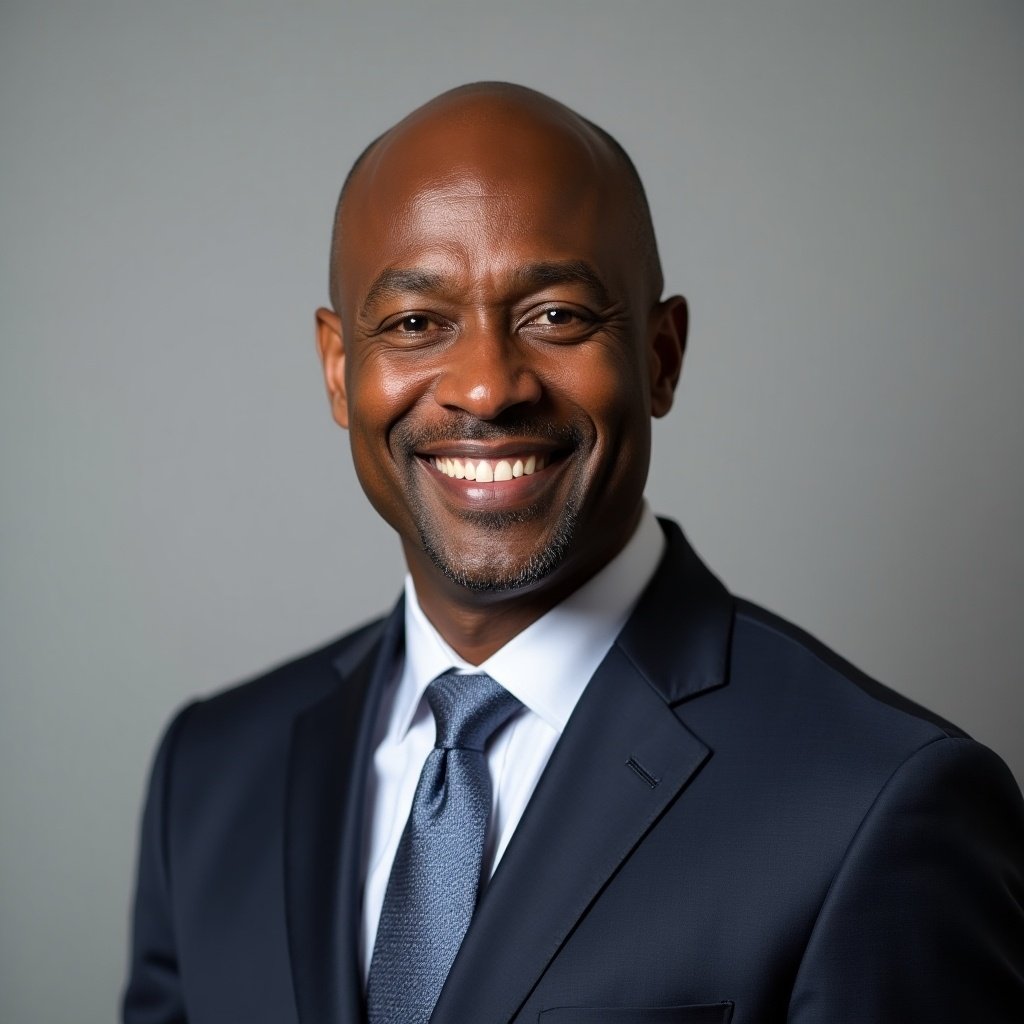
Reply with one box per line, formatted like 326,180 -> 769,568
314,80 -> 688,606
328,82 -> 663,312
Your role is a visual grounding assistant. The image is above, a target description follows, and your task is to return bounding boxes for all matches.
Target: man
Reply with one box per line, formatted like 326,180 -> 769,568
124,83 -> 1024,1023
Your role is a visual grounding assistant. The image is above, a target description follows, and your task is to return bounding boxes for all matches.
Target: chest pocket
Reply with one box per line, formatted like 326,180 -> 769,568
538,1002 -> 734,1023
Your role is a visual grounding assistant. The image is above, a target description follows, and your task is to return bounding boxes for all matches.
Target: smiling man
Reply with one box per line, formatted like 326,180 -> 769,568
316,84 -> 684,660
124,84 -> 1024,1024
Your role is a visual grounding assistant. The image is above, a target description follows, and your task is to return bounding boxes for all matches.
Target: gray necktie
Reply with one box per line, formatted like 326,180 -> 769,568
366,672 -> 522,1024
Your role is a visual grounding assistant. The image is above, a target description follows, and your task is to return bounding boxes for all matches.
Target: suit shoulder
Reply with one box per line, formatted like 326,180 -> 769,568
683,599 -> 1024,877
175,614 -> 389,739
731,598 -> 967,742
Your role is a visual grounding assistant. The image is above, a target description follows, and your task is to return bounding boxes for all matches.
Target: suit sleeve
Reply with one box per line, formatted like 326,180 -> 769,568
122,704 -> 197,1024
788,735 -> 1024,1022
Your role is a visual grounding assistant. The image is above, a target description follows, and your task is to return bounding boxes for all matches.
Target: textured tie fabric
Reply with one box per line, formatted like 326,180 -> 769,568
366,672 -> 523,1024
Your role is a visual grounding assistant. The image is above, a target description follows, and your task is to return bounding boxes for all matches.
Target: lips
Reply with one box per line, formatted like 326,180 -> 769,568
428,453 -> 547,482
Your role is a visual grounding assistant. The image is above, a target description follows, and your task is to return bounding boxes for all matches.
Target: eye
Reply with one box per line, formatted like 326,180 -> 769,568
379,312 -> 451,342
528,305 -> 593,329
521,305 -> 597,342
535,307 -> 577,326
396,314 -> 432,333
373,310 -> 454,351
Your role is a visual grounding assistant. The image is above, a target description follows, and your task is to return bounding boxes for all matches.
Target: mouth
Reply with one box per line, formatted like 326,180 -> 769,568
413,441 -> 571,508
425,451 -> 550,482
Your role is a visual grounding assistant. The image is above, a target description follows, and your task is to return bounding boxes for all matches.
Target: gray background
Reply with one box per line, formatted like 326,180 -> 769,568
2,1 -> 1022,1021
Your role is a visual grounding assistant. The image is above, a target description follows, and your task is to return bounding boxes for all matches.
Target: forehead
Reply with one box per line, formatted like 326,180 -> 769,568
335,107 -> 637,309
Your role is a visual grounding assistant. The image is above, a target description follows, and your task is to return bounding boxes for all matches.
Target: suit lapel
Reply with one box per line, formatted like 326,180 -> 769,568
431,522 -> 734,1023
284,601 -> 404,1024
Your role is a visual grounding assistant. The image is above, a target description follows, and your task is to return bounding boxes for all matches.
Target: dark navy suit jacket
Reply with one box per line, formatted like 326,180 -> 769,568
124,520 -> 1024,1023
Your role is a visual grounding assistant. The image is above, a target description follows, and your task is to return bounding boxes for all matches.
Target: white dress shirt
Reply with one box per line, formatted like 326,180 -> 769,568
359,505 -> 665,978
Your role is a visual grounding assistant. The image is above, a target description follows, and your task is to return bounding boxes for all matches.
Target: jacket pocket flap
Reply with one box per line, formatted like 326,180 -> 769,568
539,1002 -> 734,1023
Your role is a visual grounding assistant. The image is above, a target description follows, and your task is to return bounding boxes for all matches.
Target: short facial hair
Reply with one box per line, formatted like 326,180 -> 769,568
391,413 -> 585,591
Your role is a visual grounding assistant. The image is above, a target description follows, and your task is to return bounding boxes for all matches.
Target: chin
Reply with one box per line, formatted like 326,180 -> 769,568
417,506 -> 580,593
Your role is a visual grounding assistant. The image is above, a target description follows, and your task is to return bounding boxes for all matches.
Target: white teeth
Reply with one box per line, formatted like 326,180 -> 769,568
431,453 -> 549,480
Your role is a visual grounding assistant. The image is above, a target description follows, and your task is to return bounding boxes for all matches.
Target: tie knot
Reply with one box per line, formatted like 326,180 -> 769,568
426,672 -> 522,752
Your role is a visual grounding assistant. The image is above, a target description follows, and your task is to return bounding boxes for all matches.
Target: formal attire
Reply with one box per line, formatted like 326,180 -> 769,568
123,518 -> 1024,1024
361,506 -> 664,976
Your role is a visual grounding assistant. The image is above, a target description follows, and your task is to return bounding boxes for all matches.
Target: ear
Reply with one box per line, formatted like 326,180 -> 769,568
315,307 -> 349,429
648,295 -> 687,418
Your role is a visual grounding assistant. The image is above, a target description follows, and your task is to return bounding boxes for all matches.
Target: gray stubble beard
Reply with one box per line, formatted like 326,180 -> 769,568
415,497 -> 582,593
393,414 -> 587,592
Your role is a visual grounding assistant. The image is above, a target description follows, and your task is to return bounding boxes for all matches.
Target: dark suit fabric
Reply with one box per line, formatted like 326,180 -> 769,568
123,521 -> 1024,1023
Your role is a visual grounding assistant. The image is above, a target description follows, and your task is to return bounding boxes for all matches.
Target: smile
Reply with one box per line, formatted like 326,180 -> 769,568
428,453 -> 548,482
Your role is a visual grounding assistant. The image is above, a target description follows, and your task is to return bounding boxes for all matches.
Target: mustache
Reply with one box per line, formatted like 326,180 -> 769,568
392,413 -> 583,452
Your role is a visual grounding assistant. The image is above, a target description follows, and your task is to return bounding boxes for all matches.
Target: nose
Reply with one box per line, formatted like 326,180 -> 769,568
433,321 -> 542,420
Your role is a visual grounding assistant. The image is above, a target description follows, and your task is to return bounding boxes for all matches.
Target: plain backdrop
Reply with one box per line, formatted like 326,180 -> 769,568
2,2 -> 1022,1021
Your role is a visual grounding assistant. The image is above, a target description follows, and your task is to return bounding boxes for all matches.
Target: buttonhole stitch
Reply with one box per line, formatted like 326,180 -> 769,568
626,756 -> 660,789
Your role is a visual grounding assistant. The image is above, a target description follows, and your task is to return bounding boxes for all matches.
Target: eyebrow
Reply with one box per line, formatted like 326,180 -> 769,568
359,268 -> 447,318
510,261 -> 612,307
358,259 -> 612,319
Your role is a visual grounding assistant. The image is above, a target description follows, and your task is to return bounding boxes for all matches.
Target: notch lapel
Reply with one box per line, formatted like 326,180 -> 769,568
430,522 -> 734,1023
284,602 -> 404,1024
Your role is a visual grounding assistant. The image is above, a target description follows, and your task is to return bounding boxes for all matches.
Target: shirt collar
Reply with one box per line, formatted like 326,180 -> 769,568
393,504 -> 665,740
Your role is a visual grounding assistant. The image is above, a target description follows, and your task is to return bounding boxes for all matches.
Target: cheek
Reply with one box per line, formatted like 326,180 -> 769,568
346,351 -> 435,454
555,343 -> 650,440
562,345 -> 653,501
344,353 -> 439,527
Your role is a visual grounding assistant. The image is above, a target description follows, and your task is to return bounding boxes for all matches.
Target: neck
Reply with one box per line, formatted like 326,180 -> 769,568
408,573 -> 579,665
402,513 -> 641,664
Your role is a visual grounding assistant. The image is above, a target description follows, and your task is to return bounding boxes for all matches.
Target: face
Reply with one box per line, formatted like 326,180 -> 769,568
318,100 -> 685,602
